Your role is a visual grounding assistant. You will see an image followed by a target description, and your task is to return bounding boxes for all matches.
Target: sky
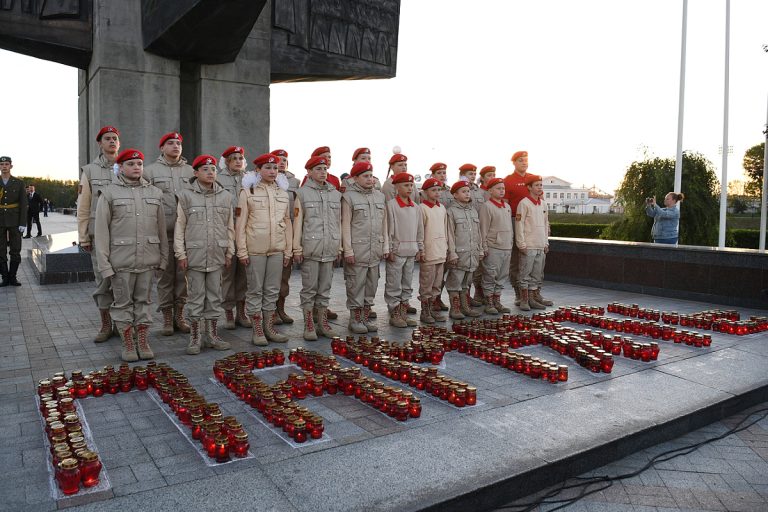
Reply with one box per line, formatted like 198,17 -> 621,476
1,0 -> 767,194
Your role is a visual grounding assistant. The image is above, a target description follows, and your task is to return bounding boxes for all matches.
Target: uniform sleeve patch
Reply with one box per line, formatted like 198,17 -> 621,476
235,207 -> 242,217
515,214 -> 522,221
294,207 -> 300,218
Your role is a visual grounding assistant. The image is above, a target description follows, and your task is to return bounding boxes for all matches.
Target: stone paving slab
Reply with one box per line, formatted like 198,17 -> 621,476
1,214 -> 766,512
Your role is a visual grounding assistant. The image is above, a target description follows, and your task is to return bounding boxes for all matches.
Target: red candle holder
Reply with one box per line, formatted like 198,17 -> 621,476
56,458 -> 81,495
78,451 -> 102,487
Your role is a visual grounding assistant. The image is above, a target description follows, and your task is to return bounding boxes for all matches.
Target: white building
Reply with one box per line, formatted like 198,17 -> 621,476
542,176 -> 613,214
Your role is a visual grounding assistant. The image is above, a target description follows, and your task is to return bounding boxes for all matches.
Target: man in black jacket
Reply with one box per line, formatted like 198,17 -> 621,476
24,184 -> 43,238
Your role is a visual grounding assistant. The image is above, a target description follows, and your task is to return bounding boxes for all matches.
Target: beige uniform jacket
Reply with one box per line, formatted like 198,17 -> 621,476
235,181 -> 292,258
469,183 -> 487,214
381,176 -> 421,204
94,175 -> 168,278
447,201 -> 483,271
216,168 -> 244,210
479,199 -> 514,251
515,196 -> 550,250
174,180 -> 235,272
386,196 -> 424,257
143,156 -> 195,234
420,201 -> 448,265
341,183 -> 388,266
343,176 -> 382,192
283,171 -> 301,221
77,154 -> 116,244
293,179 -> 342,262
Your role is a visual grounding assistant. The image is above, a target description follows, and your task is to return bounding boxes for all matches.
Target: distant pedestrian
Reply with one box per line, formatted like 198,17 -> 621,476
43,199 -> 49,217
24,184 -> 43,238
646,192 -> 684,245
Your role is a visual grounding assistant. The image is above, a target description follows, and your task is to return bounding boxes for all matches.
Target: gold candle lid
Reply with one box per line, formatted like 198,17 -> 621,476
59,458 -> 79,470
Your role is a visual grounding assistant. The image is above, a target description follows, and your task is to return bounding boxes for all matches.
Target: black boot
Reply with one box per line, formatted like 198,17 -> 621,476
8,261 -> 21,286
0,262 -> 8,287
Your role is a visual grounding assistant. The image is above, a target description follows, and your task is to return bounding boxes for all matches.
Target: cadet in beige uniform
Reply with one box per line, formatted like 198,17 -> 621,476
293,156 -> 342,340
77,126 -> 119,342
235,154 -> 293,346
143,132 -> 194,335
217,145 -> 250,330
385,172 -> 423,328
94,149 -> 168,362
418,178 -> 448,324
272,148 -> 299,326
515,174 -> 552,311
381,153 -> 420,205
479,177 -> 513,315
479,166 -> 496,200
446,181 -> 484,320
457,163 -> 488,308
342,162 -> 388,334
342,148 -> 382,192
175,155 -> 235,355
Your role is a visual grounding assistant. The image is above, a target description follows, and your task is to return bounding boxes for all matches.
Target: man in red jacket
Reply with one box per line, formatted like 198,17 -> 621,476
502,150 -> 529,304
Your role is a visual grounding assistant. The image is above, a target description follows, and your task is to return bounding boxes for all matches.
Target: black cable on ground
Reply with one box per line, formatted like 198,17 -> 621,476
497,407 -> 768,512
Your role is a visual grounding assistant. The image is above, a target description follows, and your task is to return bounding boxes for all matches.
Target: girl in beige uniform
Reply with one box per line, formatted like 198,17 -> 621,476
235,154 -> 293,346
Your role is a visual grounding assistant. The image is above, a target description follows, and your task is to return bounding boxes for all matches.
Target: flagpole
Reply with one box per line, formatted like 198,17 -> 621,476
718,0 -> 730,248
674,0 -> 688,194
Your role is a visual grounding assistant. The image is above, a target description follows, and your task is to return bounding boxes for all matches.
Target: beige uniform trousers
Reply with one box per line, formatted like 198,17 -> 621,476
446,267 -> 473,292
186,268 -> 224,320
157,237 -> 187,309
110,271 -> 154,327
245,254 -> 283,315
518,249 -> 545,290
509,243 -> 521,285
221,259 -> 247,310
343,263 -> 380,309
300,259 -> 334,310
90,237 -> 113,310
418,262 -> 444,301
482,247 -> 511,297
385,255 -> 415,310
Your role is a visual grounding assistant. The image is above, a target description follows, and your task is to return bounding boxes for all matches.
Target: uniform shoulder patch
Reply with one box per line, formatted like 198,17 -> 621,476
515,213 -> 522,221
78,185 -> 82,195
235,207 -> 242,217
294,207 -> 299,218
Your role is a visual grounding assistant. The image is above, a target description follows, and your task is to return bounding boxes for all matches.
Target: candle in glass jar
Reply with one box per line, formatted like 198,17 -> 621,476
232,431 -> 249,457
214,435 -> 230,463
56,458 -> 81,495
78,451 -> 102,487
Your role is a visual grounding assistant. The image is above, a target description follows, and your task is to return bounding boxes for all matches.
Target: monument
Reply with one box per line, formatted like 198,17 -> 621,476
0,0 -> 401,163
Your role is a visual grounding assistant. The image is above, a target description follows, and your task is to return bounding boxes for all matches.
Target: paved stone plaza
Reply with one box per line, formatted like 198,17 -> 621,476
1,213 -> 767,512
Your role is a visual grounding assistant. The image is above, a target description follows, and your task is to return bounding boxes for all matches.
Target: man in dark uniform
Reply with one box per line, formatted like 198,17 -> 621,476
0,156 -> 28,287
24,184 -> 44,238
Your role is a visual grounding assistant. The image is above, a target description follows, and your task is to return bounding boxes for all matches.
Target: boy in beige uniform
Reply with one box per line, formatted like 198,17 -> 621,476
458,163 -> 488,308
143,132 -> 195,335
381,153 -> 420,204
342,162 -> 388,334
385,172 -> 423,328
235,154 -> 293,345
77,126 -> 119,342
515,174 -> 553,311
94,149 -> 168,362
174,155 -> 235,355
427,162 -> 452,312
479,178 -> 513,315
342,148 -> 382,192
271,149 -> 300,326
446,181 -> 484,320
479,166 -> 496,200
293,156 -> 343,341
217,145 -> 250,330
418,178 -> 448,324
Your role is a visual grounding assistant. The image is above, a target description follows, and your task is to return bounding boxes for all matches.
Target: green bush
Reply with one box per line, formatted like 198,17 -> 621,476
550,223 -> 609,239
727,229 -> 759,249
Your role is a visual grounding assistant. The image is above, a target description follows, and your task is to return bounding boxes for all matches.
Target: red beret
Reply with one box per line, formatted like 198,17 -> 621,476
479,166 -> 496,176
450,180 -> 470,194
422,178 -> 442,191
391,172 -> 414,185
192,154 -> 217,169
271,149 -> 288,158
253,153 -> 280,167
222,146 -> 245,158
312,146 -> 330,157
459,163 -> 477,173
524,174 -> 542,186
485,177 -> 504,189
159,132 -> 183,147
350,161 -> 373,177
116,149 -> 144,164
511,151 -> 528,162
389,154 -> 408,165
96,126 -> 119,142
429,162 -> 447,172
352,148 -> 370,160
305,156 -> 329,170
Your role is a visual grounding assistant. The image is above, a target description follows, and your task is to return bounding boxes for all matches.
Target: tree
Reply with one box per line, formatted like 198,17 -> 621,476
742,142 -> 764,197
730,196 -> 748,214
18,177 -> 79,209
601,152 -> 719,245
